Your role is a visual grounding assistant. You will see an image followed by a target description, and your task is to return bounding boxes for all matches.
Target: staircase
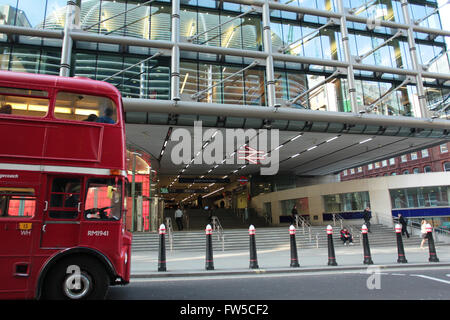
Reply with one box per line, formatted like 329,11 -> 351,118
131,223 -> 445,252
166,208 -> 268,230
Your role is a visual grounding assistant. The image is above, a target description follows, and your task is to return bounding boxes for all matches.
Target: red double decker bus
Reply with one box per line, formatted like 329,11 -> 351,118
0,71 -> 132,299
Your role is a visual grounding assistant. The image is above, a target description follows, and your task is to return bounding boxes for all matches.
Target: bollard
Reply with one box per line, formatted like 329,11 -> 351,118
426,223 -> 439,262
395,224 -> 408,263
361,224 -> 373,265
248,225 -> 259,269
205,224 -> 214,270
289,225 -> 300,267
158,224 -> 167,272
326,225 -> 338,266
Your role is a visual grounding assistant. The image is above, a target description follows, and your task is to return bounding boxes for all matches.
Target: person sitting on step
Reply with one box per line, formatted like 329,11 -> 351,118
340,228 -> 354,246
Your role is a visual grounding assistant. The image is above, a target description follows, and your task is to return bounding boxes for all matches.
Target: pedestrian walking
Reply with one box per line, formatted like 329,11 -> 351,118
363,207 -> 372,232
398,213 -> 409,238
174,206 -> 184,231
420,219 -> 428,249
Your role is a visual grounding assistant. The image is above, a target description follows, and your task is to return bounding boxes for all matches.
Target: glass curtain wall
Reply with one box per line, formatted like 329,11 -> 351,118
323,191 -> 371,212
0,0 -> 448,117
390,186 -> 450,209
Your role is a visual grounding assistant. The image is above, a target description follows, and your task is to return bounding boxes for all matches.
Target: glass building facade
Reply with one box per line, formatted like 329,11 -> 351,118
0,0 -> 449,123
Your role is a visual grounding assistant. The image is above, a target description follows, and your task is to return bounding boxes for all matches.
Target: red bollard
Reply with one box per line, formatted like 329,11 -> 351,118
205,224 -> 214,270
289,225 -> 300,267
327,225 -> 338,266
361,224 -> 373,265
395,224 -> 407,263
426,224 -> 439,262
249,225 -> 259,269
158,224 -> 167,272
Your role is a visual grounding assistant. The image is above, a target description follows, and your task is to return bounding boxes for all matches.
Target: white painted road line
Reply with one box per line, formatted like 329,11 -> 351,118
411,274 -> 450,285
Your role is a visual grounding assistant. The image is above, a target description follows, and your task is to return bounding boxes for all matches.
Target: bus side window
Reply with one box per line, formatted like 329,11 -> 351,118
0,87 -> 49,118
54,92 -> 117,124
0,188 -> 36,218
49,178 -> 81,219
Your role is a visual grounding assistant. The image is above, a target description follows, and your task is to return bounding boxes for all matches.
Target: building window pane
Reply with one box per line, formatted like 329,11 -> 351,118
390,186 -> 450,209
444,162 -> 450,172
244,67 -> 266,106
323,192 -> 370,212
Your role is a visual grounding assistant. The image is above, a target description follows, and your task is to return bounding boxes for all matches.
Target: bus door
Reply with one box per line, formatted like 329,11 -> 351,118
40,176 -> 83,249
0,184 -> 37,295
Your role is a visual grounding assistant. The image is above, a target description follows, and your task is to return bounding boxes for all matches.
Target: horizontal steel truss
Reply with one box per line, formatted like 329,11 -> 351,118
0,0 -> 449,124
122,97 -> 450,132
1,24 -> 448,82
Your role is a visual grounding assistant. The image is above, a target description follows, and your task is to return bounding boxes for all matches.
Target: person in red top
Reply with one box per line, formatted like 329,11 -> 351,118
340,228 -> 354,246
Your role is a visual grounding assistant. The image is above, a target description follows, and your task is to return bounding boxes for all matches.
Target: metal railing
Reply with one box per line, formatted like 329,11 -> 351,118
211,216 -> 225,252
165,217 -> 174,252
400,217 -> 450,242
348,226 -> 362,246
295,215 -> 310,233
332,213 -> 345,229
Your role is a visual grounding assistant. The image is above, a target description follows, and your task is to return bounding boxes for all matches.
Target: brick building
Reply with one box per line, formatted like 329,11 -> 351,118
340,142 -> 450,181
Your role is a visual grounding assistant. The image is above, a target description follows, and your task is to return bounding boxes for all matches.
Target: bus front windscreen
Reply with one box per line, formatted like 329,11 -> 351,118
84,178 -> 122,220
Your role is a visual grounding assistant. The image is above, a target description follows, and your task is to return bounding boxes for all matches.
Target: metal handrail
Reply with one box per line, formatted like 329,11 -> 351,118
349,226 -> 362,246
211,216 -> 225,252
332,213 -> 344,229
297,215 -> 311,236
401,217 -> 450,242
165,217 -> 174,251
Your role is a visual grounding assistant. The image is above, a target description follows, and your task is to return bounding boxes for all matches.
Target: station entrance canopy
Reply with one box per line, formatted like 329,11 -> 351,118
124,97 -> 450,178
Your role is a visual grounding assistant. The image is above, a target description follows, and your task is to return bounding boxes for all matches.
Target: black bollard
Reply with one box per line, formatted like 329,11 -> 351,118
395,224 -> 408,263
249,225 -> 259,269
362,224 -> 374,265
327,225 -> 338,266
289,225 -> 300,267
205,224 -> 215,270
158,224 -> 167,272
426,224 -> 439,262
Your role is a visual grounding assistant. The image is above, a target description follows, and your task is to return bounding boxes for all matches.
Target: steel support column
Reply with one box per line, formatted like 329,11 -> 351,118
171,0 -> 181,101
59,0 -> 80,77
337,0 -> 358,113
400,0 -> 429,118
262,0 -> 278,108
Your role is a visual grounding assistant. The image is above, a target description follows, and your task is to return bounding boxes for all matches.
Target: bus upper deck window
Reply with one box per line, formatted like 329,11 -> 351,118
0,87 -> 49,118
54,92 -> 117,124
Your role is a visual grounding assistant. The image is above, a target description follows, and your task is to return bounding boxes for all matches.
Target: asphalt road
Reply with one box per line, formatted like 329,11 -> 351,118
107,266 -> 450,301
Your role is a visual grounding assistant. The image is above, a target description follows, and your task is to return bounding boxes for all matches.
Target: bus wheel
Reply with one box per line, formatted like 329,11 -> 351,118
43,256 -> 109,300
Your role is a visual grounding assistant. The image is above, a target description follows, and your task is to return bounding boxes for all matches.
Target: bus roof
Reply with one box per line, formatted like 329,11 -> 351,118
0,70 -> 121,98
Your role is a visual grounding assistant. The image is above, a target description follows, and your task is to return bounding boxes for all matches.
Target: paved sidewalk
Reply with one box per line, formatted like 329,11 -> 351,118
130,243 -> 450,278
